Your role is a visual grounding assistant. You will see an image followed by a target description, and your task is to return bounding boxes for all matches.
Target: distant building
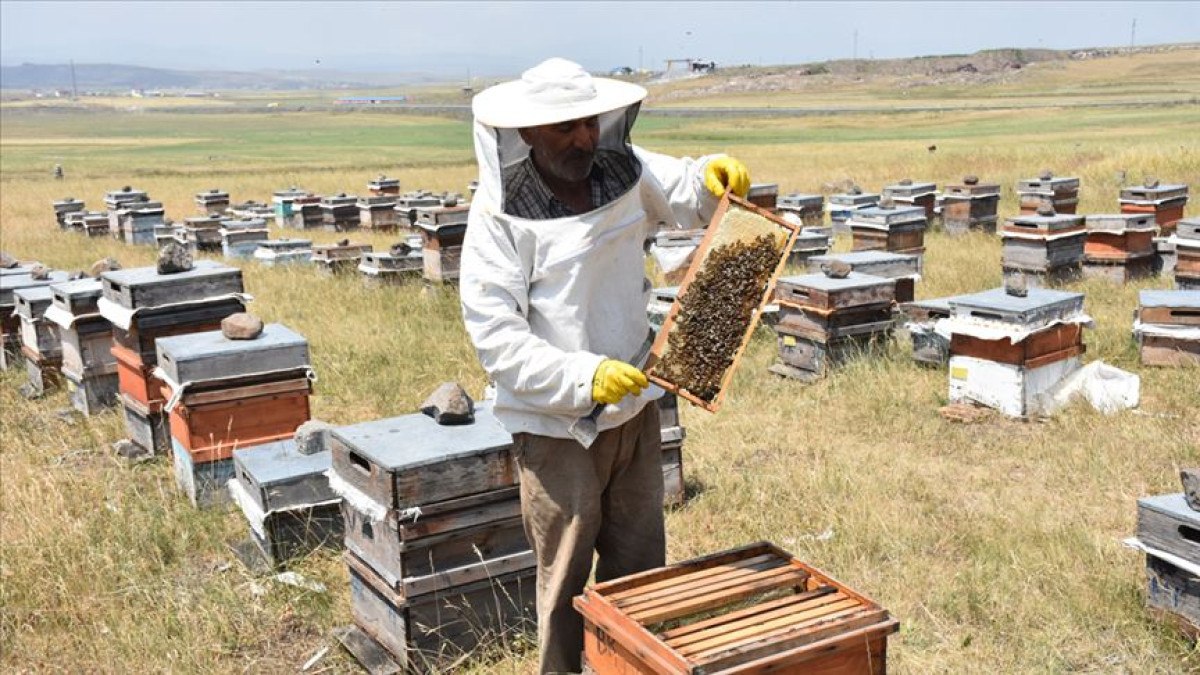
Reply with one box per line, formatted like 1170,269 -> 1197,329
334,95 -> 409,105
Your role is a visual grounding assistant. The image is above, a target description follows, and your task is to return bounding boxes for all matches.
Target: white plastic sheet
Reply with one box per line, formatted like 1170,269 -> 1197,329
1048,360 -> 1140,415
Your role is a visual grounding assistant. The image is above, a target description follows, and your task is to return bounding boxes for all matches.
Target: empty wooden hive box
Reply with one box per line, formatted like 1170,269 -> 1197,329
328,401 -> 537,670
882,179 -> 937,223
1082,213 -> 1157,282
13,286 -> 63,397
52,197 -> 85,229
945,287 -> 1087,418
573,541 -> 899,675
194,188 -> 230,216
1134,290 -> 1200,367
942,176 -> 1001,235
358,195 -> 400,230
1134,493 -> 1200,636
1120,182 -> 1189,235
100,260 -> 247,455
1001,208 -> 1086,288
45,278 -> 119,415
415,204 -> 470,283
806,250 -> 921,303
847,204 -> 927,259
321,193 -> 361,231
156,323 -> 312,507
219,219 -> 271,259
227,437 -> 343,565
1016,172 -> 1079,215
776,193 -> 824,228
253,239 -> 313,266
770,272 -> 896,382
827,190 -> 880,234
1175,218 -> 1200,290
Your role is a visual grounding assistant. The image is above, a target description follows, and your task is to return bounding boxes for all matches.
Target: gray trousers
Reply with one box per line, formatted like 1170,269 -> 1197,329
514,402 -> 665,675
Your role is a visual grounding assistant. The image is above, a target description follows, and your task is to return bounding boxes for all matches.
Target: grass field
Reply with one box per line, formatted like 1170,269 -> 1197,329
2,56 -> 1200,673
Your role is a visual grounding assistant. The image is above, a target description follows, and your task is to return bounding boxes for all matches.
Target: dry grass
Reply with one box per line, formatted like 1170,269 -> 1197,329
2,86 -> 1199,674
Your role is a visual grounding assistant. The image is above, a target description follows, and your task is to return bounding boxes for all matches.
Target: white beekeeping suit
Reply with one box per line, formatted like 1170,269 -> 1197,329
460,58 -> 726,439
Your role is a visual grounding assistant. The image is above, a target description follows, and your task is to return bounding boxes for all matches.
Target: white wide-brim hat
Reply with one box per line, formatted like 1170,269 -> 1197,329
473,57 -> 647,129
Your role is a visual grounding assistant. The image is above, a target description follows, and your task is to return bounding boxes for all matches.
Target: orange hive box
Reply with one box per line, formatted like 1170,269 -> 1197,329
574,541 -> 898,675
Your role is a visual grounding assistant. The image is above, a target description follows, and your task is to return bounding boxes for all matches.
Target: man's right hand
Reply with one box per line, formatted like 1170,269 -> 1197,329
592,359 -> 649,405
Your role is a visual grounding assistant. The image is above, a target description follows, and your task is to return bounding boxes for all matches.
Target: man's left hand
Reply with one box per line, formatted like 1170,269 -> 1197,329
704,156 -> 751,199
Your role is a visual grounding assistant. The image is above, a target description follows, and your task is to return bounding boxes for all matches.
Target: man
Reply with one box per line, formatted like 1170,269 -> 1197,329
460,58 -> 749,674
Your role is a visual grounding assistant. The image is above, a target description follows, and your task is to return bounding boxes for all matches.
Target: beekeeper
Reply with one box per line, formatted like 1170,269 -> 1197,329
461,57 -> 749,674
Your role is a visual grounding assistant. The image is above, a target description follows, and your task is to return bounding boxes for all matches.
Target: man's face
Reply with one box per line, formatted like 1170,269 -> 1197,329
520,116 -> 600,184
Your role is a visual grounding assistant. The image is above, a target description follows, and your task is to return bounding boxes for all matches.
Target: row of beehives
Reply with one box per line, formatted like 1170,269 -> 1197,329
2,251 -> 698,671
712,180 -> 1196,294
51,181 -> 470,285
648,244 -> 1199,419
763,172 -> 1190,236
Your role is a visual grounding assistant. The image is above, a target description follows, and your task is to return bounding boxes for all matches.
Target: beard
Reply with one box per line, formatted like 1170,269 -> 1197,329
540,149 -> 595,184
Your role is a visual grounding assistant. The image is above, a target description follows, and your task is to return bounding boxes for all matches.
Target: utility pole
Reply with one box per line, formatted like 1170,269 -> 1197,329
69,59 -> 78,98
1130,18 -> 1137,51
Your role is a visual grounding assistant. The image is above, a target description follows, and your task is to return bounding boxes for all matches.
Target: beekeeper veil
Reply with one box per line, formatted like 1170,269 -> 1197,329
471,58 -> 647,218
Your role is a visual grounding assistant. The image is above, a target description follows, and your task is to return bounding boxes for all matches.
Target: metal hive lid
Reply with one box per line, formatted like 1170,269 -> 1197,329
256,239 -> 312,250
156,323 -> 307,363
776,271 -> 894,292
50,278 -> 102,303
778,193 -> 823,207
950,287 -> 1084,324
849,205 -> 926,226
808,250 -> 919,267
101,259 -> 233,287
882,181 -> 937,196
1017,176 -> 1080,191
1139,289 -> 1200,309
829,192 -> 880,206
1085,213 -> 1156,231
1120,184 -> 1189,201
330,400 -> 513,471
233,439 -> 330,486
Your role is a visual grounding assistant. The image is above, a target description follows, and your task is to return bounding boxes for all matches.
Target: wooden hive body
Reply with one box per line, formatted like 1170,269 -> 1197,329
1137,494 -> 1200,565
101,260 -> 243,310
574,541 -> 898,675
1137,290 -> 1200,326
328,400 -> 515,510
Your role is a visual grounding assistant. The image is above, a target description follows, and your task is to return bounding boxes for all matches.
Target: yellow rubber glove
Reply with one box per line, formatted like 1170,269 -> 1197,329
704,156 -> 751,199
592,359 -> 649,405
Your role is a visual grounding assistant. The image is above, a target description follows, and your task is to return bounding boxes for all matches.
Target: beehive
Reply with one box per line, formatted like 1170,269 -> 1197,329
648,195 -> 798,410
368,175 -> 402,196
941,176 -> 1000,235
194,188 -> 230,215
252,239 -> 313,266
52,197 -> 85,228
882,179 -> 937,222
827,191 -> 880,233
321,193 -> 361,231
1135,290 -> 1200,367
776,193 -> 824,227
1120,182 -> 1189,235
806,251 -> 921,303
1016,172 -> 1079,214
746,183 -> 779,212
847,204 -> 927,257
358,196 -> 400,230
574,542 -> 899,675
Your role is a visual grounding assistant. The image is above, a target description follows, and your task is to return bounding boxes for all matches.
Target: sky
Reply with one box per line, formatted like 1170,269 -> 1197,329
2,1 -> 1198,78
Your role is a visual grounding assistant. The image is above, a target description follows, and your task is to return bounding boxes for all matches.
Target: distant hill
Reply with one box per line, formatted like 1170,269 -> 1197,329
0,62 -> 435,91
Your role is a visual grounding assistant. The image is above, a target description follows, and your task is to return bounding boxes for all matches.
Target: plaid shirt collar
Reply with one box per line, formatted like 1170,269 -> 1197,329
502,149 -> 638,220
